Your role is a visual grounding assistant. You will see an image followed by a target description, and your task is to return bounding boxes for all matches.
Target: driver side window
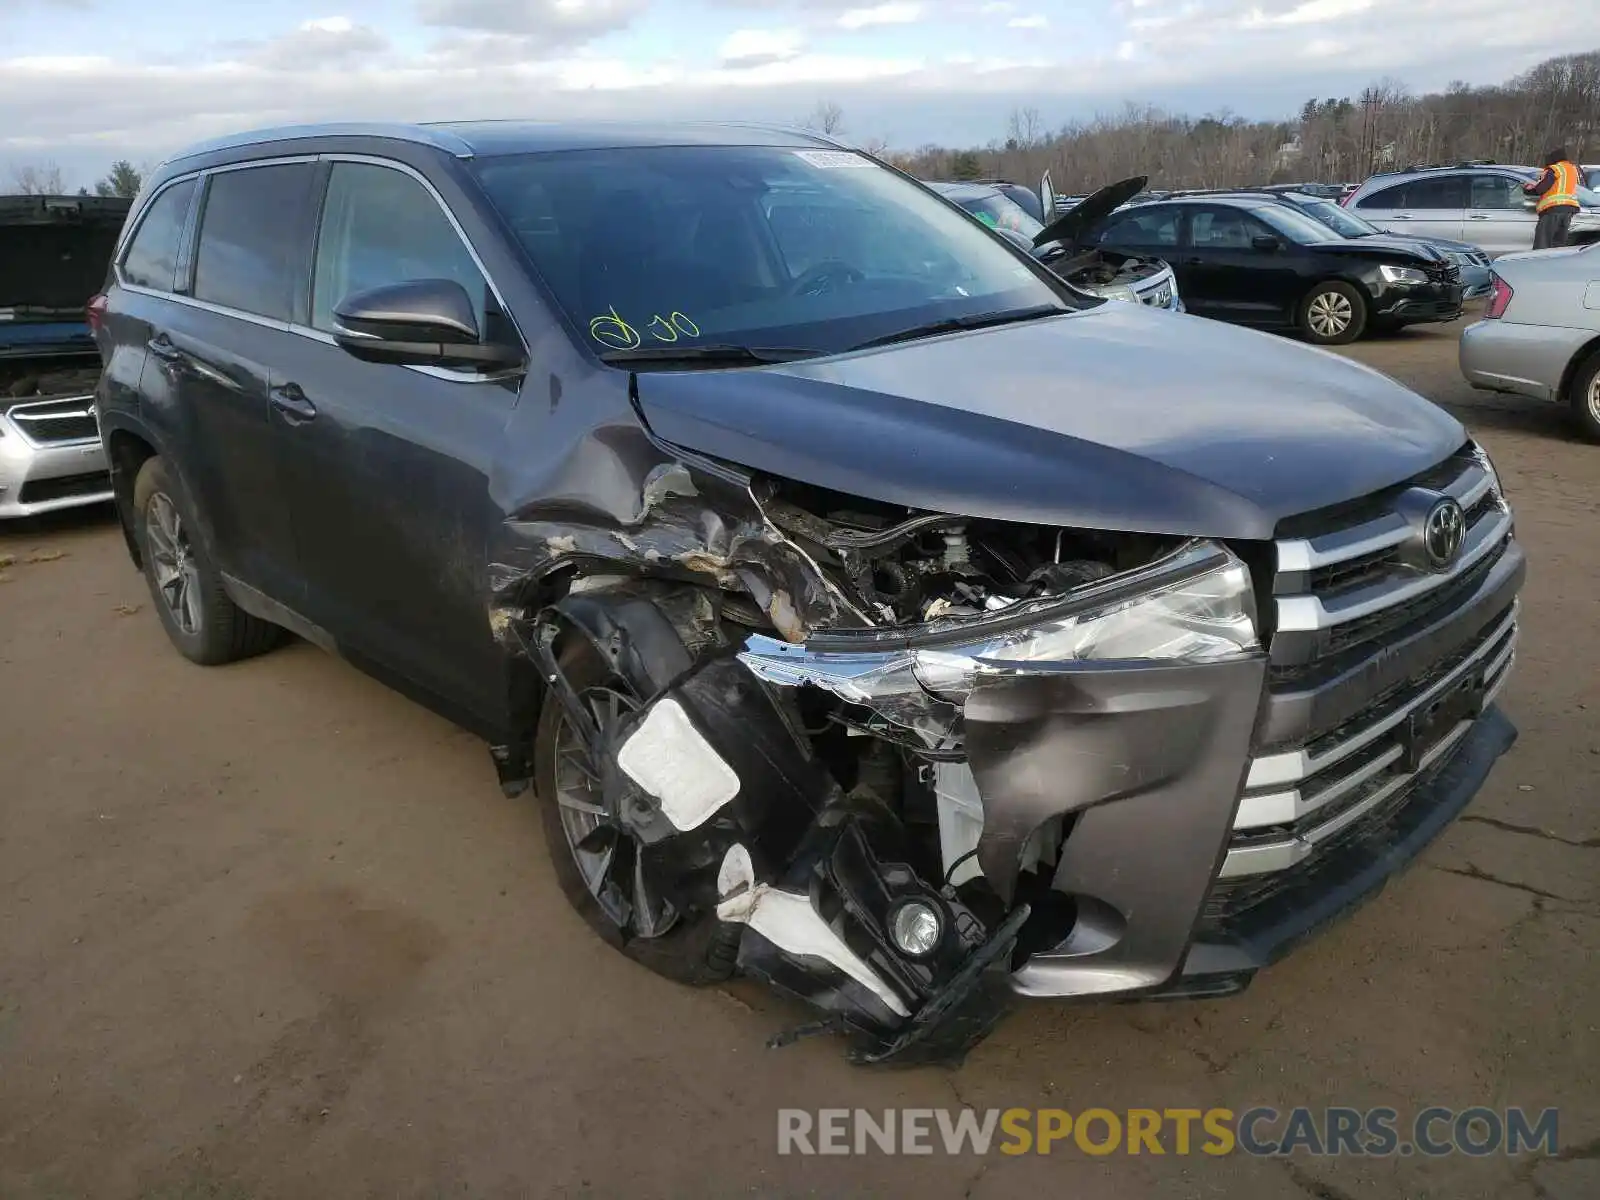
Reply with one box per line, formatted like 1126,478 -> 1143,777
311,162 -> 489,334
1097,209 -> 1179,248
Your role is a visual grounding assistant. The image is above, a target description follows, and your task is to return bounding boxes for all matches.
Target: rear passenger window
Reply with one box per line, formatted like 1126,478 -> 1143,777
1097,209 -> 1179,248
1403,176 -> 1466,208
311,162 -> 488,334
192,163 -> 315,321
122,179 -> 196,292
1356,182 -> 1410,210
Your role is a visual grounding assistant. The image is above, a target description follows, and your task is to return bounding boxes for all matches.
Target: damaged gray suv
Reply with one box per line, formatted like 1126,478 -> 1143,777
94,122 -> 1524,1064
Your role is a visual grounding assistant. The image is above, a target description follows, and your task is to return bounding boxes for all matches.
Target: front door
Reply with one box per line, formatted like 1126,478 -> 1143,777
1182,206 -> 1300,325
272,158 -> 524,728
1463,172 -> 1535,255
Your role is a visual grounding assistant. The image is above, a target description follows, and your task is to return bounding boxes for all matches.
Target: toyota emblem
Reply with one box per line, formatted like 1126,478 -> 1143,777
1423,498 -> 1466,569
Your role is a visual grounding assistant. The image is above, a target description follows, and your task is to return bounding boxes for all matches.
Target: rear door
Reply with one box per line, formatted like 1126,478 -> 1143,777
1463,171 -> 1534,255
147,160 -> 317,607
103,178 -> 199,425
1353,176 -> 1466,241
159,160 -> 315,604
270,157 -> 522,724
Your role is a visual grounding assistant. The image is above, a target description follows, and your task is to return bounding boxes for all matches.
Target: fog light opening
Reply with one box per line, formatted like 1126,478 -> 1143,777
889,899 -> 944,957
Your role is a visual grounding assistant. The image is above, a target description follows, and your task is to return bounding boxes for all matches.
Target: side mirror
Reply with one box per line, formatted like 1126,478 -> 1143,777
1251,234 -> 1282,252
332,279 -> 523,371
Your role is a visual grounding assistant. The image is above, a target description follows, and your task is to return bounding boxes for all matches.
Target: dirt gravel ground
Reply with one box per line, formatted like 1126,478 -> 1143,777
2,317 -> 1597,1200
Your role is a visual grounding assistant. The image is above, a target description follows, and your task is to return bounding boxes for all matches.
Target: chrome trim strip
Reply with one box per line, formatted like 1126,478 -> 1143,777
1274,462 -> 1493,574
1246,606 -> 1517,790
1276,508 -> 1513,633
1220,717 -> 1476,879
1233,742 -> 1405,831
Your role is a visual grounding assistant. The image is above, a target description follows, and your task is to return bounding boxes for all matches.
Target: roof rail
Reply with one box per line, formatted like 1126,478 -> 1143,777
165,122 -> 478,164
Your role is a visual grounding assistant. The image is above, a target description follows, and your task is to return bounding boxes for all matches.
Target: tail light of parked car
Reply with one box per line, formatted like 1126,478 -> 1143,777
1484,275 -> 1513,319
86,292 -> 108,335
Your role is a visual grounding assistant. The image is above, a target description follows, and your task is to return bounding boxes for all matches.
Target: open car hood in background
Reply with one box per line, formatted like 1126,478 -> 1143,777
1032,176 -> 1148,250
0,195 -> 131,314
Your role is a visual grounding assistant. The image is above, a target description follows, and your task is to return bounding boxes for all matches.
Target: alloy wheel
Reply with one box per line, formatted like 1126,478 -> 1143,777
1308,290 -> 1354,338
553,684 -> 679,939
1588,373 -> 1600,426
146,493 -> 202,636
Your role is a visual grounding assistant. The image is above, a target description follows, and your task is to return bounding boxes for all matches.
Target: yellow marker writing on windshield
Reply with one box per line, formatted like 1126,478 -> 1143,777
647,312 -> 700,343
589,306 -> 640,350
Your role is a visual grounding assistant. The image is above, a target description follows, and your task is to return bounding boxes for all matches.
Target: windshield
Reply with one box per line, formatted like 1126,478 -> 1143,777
1255,204 -> 1354,245
955,192 -> 1046,241
472,146 -> 1070,361
1288,196 -> 1374,238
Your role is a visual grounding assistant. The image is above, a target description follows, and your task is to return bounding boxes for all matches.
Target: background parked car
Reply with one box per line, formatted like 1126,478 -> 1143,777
1,193 -> 129,519
1343,164 -> 1600,255
1174,188 -> 1495,300
1082,193 -> 1463,343
926,178 -> 1184,310
1459,243 -> 1600,441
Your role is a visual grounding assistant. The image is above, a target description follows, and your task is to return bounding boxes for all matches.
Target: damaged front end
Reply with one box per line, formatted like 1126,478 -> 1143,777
499,451 -> 1268,1064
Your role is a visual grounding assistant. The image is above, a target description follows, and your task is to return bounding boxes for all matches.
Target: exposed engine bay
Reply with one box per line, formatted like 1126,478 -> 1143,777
757,479 -> 1178,625
502,457 -> 1252,1065
1042,245 -> 1173,299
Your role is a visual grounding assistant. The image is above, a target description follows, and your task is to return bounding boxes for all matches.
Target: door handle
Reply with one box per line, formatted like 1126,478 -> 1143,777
1184,257 -> 1204,266
146,334 -> 183,362
1467,214 -> 1491,220
270,383 -> 318,424
1392,213 -> 1413,220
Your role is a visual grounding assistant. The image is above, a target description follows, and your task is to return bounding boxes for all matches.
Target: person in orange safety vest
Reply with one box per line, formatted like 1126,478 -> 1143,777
1523,147 -> 1583,250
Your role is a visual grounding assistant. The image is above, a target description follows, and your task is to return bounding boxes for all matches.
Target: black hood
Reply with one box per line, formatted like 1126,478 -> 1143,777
1032,176 -> 1147,250
1304,234 -> 1445,263
0,195 -> 130,314
634,303 -> 1464,542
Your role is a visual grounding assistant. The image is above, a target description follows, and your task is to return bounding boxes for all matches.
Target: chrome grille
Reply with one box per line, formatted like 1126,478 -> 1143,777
5,394 -> 99,446
1218,445 -> 1521,884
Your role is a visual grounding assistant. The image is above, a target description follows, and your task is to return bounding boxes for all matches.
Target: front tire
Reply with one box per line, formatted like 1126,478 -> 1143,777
1569,350 -> 1600,444
132,456 -> 281,665
1299,281 -> 1367,345
533,635 -> 739,986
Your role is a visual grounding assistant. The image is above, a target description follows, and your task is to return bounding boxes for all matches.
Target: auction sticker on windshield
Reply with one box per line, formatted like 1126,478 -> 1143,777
793,150 -> 876,169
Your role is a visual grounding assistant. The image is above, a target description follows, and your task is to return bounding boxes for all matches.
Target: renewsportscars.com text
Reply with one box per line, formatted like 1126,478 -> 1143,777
777,1106 -> 1559,1158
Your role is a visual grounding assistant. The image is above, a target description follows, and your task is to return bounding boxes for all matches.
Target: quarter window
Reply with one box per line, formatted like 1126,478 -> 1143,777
121,179 -> 196,292
311,162 -> 489,335
192,163 -> 316,321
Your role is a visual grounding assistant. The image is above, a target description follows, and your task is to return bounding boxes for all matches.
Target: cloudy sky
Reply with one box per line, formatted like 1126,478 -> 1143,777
3,0 -> 1592,187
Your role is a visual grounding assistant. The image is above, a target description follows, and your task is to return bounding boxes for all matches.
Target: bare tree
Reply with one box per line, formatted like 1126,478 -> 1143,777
9,161 -> 66,195
800,101 -> 846,136
895,49 -> 1600,194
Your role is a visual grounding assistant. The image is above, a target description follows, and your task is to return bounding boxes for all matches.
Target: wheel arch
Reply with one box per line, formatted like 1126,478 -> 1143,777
1557,333 -> 1600,403
103,421 -> 160,568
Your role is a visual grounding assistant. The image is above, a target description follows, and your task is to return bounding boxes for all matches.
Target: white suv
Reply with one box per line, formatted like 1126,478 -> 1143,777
1344,165 -> 1600,256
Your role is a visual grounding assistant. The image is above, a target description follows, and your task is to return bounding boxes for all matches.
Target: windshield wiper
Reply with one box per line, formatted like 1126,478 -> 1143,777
598,344 -> 824,367
847,304 -> 1065,352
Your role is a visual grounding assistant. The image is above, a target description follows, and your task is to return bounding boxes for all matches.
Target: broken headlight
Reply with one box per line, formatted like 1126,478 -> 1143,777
740,542 -> 1258,730
910,542 -> 1257,698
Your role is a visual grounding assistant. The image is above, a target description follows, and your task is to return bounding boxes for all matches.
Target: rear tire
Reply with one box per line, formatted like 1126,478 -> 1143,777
132,456 -> 282,665
1569,351 -> 1600,444
534,635 -> 739,986
1299,281 -> 1367,345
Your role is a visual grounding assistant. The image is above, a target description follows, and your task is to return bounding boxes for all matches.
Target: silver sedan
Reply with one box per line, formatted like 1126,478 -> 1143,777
1459,244 -> 1600,442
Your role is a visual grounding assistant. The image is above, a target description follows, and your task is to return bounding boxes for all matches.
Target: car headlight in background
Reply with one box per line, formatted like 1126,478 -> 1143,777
739,541 -> 1260,730
1092,283 -> 1140,303
1379,264 -> 1431,285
